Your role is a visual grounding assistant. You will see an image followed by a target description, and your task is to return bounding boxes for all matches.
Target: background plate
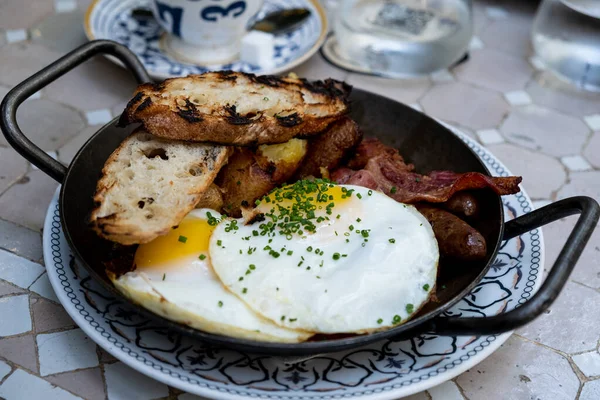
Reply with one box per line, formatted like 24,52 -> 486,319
85,0 -> 327,80
43,127 -> 543,399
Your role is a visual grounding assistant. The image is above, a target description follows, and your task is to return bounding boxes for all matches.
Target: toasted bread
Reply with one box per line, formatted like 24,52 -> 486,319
119,71 -> 351,145
90,131 -> 231,245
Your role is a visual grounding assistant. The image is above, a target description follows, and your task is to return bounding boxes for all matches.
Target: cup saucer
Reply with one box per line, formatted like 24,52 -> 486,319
84,0 -> 328,80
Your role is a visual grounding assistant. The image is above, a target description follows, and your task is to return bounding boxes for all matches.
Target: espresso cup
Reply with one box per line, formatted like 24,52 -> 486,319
152,0 -> 265,64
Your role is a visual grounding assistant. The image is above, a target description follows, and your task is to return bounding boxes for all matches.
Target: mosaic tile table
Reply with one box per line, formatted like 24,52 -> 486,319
1,0 -> 599,399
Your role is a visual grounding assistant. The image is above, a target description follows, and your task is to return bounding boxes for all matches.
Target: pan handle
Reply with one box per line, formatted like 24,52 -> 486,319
0,40 -> 150,183
427,196 -> 599,336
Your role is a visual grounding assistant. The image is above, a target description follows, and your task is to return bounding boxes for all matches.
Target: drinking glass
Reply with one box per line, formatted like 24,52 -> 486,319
333,0 -> 473,77
532,0 -> 600,92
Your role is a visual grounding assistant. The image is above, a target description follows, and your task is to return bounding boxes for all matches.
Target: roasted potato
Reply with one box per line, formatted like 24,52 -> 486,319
255,138 -> 308,182
295,117 -> 362,179
194,184 -> 224,211
216,140 -> 307,216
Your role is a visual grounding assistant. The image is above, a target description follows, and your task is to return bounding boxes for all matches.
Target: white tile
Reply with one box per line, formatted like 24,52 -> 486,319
584,114 -> 600,130
561,155 -> 592,172
29,272 -> 59,302
0,369 -> 82,400
409,103 -> 422,112
581,380 -> 600,400
533,199 -> 551,209
24,90 -> 43,101
476,129 -> 505,145
504,90 -> 532,106
529,56 -> 547,71
573,350 -> 600,377
85,109 -> 112,125
5,30 -> 27,44
0,295 -> 31,336
0,249 -> 45,290
31,151 -> 58,171
37,329 -> 99,376
0,360 -> 11,381
469,36 -> 484,51
105,362 -> 169,400
428,381 -> 464,400
485,6 -> 509,19
430,69 -> 454,83
55,0 -> 77,13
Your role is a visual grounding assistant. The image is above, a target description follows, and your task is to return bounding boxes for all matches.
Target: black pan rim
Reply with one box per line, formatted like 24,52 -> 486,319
58,88 -> 505,355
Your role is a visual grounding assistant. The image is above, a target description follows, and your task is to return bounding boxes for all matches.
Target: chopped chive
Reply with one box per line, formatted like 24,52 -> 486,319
377,318 -> 383,324
178,235 -> 187,243
332,253 -> 341,260
349,225 -> 354,231
392,315 -> 402,325
356,193 -> 362,199
162,273 -> 166,281
307,246 -> 313,252
281,316 -> 285,321
216,239 -> 222,246
239,277 -> 244,281
423,284 -> 430,291
406,304 -> 414,313
287,250 -> 293,256
199,254 -> 206,260
389,238 -> 396,243
249,264 -> 256,270
218,301 -> 223,307
368,190 -> 373,196
356,218 -> 362,222
289,318 -> 297,322
390,186 -> 397,194
242,288 -> 248,294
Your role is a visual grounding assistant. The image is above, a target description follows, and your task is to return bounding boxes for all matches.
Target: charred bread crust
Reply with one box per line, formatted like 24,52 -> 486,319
119,71 -> 352,145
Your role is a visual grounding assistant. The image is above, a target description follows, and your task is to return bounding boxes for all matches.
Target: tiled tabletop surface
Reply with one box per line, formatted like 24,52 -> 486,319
0,0 -> 599,399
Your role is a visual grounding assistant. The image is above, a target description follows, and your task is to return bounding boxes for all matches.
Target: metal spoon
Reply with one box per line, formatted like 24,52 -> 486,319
249,8 -> 312,35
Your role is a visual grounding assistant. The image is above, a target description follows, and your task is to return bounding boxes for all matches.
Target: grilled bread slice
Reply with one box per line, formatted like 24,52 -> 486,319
90,130 -> 231,245
119,71 -> 351,145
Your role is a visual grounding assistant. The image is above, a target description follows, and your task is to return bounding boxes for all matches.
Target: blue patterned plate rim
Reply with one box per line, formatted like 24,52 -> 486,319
43,126 -> 544,399
84,0 -> 328,79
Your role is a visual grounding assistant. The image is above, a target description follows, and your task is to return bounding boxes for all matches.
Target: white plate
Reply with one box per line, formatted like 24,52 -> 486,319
43,127 -> 543,399
84,0 -> 328,79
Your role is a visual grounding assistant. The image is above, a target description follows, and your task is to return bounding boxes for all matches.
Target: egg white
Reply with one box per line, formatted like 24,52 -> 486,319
209,185 -> 439,334
111,209 -> 312,343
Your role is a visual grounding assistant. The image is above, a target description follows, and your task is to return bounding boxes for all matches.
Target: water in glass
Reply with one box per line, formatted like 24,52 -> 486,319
532,0 -> 600,92
334,0 -> 473,77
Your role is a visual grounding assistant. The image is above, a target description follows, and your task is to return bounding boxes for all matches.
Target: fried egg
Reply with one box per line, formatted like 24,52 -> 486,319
111,209 -> 311,343
209,182 -> 439,334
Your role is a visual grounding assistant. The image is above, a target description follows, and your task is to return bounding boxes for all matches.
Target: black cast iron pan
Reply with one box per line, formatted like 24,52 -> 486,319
2,41 -> 599,356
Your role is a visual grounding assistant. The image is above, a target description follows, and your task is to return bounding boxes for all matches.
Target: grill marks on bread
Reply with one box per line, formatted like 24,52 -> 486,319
119,71 -> 351,145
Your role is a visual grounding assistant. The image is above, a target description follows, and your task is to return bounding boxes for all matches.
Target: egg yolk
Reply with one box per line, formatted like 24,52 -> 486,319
257,183 -> 352,218
134,217 -> 215,271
